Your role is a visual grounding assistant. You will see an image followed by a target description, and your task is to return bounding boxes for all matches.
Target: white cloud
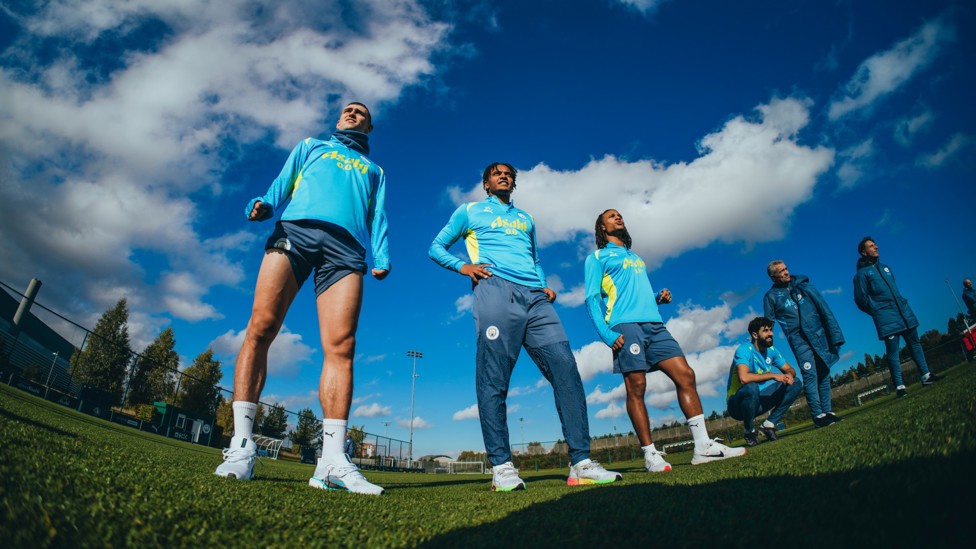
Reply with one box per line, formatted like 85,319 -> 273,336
210,325 -> 315,376
574,341 -> 613,381
595,401 -> 626,419
353,402 -> 392,418
263,389 -> 319,414
454,294 -> 473,316
665,302 -> 753,355
916,133 -> 974,168
587,383 -> 628,405
352,393 -> 381,405
836,139 -> 875,190
894,108 -> 934,146
0,0 -> 452,330
453,404 -> 479,421
399,416 -> 432,429
614,0 -> 671,15
828,15 -> 953,120
449,97 -> 833,266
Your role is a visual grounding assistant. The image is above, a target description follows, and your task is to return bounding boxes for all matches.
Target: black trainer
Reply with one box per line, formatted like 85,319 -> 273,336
896,387 -> 908,397
759,425 -> 778,441
825,412 -> 844,424
813,415 -> 834,428
921,372 -> 943,385
744,431 -> 760,447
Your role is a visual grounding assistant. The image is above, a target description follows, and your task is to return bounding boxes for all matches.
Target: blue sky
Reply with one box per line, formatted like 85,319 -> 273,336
1,0 -> 973,458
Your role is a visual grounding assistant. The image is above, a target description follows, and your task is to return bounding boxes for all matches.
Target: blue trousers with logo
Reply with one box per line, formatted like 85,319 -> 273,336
791,343 -> 833,418
884,327 -> 930,387
727,380 -> 802,434
473,276 -> 590,466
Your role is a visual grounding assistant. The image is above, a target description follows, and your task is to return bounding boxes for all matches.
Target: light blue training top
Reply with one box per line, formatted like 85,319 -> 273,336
428,195 -> 547,288
584,242 -> 663,346
726,343 -> 787,399
246,136 -> 390,271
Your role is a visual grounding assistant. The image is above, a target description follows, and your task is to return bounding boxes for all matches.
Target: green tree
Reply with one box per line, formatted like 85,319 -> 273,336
215,398 -> 234,435
919,329 -> 942,350
254,403 -> 266,433
127,327 -> 178,406
864,353 -> 876,375
175,349 -> 223,416
71,298 -> 132,402
456,450 -> 487,462
289,408 -> 321,453
261,404 -> 288,438
347,424 -> 366,457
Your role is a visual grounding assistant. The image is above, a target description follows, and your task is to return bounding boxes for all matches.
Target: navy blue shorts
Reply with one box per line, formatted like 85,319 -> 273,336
612,322 -> 685,374
265,220 -> 366,296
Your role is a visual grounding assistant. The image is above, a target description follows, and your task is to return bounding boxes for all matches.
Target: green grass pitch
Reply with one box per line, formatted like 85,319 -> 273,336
2,364 -> 975,547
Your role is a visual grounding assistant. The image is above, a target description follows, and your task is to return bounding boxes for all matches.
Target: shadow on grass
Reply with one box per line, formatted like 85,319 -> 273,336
0,405 -> 77,438
424,452 -> 972,547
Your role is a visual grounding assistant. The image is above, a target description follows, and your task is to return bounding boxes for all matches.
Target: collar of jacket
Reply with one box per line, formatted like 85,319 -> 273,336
331,130 -> 370,155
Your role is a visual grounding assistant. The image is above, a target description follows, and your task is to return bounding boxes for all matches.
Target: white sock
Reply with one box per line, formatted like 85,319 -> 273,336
687,414 -> 710,451
642,443 -> 659,456
232,401 -> 258,440
321,418 -> 347,457
897,384 -> 906,390
761,420 -> 776,429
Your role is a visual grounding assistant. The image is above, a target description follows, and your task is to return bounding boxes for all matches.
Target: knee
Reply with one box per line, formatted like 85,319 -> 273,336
626,376 -> 646,398
324,335 -> 357,360
674,366 -> 697,390
244,312 -> 282,347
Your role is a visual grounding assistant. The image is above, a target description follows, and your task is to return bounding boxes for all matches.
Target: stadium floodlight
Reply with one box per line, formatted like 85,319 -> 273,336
407,350 -> 422,466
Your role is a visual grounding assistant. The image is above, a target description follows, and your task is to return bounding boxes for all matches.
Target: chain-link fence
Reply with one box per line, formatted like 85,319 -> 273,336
2,277 -> 970,471
0,279 -> 413,467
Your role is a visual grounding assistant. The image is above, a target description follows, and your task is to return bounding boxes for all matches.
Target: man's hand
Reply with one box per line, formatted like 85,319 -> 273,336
249,201 -> 271,221
460,264 -> 493,284
775,373 -> 794,385
371,269 -> 389,280
657,288 -> 672,305
543,288 -> 557,303
611,335 -> 624,352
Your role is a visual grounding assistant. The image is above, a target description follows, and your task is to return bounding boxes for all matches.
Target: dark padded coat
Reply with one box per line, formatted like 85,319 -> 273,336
764,274 -> 845,366
853,257 -> 919,339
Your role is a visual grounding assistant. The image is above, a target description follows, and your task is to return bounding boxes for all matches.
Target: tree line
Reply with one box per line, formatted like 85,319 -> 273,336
60,298 -> 370,454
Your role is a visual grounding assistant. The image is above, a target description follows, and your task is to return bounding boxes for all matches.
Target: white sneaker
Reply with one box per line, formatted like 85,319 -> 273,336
644,449 -> 672,473
491,461 -> 526,492
567,459 -> 622,486
691,438 -> 747,465
309,453 -> 384,495
214,436 -> 257,480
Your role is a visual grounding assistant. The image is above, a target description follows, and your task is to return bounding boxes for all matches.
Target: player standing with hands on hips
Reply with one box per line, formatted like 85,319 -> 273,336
429,163 -> 621,491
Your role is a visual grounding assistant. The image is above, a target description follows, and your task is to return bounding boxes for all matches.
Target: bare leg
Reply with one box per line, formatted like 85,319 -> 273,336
624,371 -> 654,446
234,251 -> 299,402
657,356 -> 704,418
316,272 -> 364,419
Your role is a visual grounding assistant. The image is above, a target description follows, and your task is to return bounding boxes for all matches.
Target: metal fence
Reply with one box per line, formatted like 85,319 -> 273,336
2,277 -> 969,470
0,279 -> 413,465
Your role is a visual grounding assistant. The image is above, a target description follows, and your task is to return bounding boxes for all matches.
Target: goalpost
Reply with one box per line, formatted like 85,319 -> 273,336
447,461 -> 486,474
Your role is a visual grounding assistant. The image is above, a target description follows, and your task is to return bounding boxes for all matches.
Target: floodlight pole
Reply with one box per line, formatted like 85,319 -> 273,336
407,350 -> 422,466
43,351 -> 59,399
